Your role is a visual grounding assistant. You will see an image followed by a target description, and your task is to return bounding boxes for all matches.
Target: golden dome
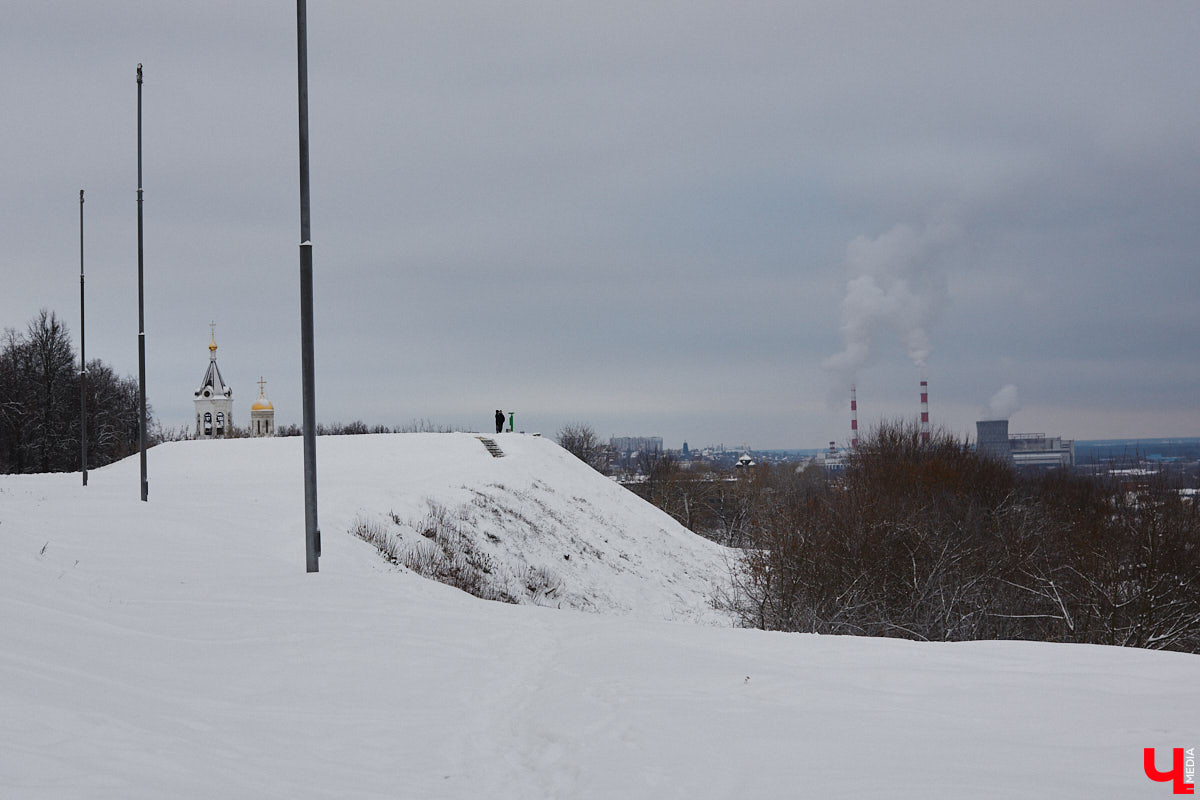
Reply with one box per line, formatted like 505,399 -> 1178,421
251,376 -> 273,411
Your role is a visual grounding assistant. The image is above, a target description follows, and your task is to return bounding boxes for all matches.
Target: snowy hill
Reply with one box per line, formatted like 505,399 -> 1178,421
2,433 -> 1197,798
332,433 -> 734,622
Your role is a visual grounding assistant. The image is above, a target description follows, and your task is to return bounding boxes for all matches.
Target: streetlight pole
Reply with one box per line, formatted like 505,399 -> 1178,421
136,64 -> 148,502
296,1 -> 320,571
79,189 -> 87,487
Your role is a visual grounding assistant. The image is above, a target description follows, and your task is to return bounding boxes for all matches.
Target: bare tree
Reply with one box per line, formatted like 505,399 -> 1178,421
719,419 -> 1200,653
556,422 -> 608,472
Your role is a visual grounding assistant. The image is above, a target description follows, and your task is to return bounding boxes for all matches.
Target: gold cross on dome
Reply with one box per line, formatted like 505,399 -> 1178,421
258,376 -> 267,396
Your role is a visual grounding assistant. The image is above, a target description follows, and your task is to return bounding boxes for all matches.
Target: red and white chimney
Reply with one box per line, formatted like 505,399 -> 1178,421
850,384 -> 859,449
920,379 -> 930,444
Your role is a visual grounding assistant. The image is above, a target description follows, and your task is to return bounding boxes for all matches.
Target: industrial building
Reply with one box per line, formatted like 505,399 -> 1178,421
1011,432 -> 1075,469
975,419 -> 1075,469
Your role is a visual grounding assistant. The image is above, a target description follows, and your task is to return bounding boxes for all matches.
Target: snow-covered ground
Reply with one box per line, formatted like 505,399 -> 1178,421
1,433 -> 1196,798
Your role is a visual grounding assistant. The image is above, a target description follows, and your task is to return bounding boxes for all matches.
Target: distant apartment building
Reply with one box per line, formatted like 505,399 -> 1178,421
610,436 -> 663,457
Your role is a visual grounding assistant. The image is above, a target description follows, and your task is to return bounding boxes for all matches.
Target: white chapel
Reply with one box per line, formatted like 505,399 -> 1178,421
194,326 -> 234,439
250,377 -> 275,437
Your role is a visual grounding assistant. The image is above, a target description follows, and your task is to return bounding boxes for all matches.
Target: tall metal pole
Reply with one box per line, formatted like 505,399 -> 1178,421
136,64 -> 148,502
79,189 -> 88,487
297,1 -> 320,572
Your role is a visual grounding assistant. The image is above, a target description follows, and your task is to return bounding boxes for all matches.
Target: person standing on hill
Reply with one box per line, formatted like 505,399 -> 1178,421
495,409 -> 504,434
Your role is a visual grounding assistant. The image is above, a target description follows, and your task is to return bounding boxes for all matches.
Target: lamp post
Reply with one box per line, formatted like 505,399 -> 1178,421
296,1 -> 320,571
136,63 -> 148,502
79,189 -> 87,487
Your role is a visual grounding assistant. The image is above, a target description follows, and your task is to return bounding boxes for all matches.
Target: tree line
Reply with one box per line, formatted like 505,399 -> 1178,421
0,310 -> 147,474
723,421 -> 1199,652
559,419 -> 1200,653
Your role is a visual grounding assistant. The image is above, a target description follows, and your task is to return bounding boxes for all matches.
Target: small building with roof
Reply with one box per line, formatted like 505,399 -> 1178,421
250,377 -> 275,437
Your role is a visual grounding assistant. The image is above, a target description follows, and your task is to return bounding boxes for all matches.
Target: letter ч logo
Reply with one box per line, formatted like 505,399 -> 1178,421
1145,748 -> 1195,795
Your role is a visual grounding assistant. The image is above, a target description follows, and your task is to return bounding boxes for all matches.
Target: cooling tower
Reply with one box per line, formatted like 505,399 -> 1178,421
976,419 -> 1013,463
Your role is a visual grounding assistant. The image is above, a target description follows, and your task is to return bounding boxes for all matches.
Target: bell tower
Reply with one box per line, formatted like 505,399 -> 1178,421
194,323 -> 234,438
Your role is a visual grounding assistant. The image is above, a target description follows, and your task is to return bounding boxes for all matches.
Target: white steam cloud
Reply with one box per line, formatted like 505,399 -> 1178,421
823,218 -> 959,390
985,384 -> 1021,420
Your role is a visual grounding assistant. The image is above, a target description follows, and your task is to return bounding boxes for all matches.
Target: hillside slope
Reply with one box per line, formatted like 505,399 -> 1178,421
73,433 -> 732,622
1,433 -> 1197,798
333,433 -> 735,621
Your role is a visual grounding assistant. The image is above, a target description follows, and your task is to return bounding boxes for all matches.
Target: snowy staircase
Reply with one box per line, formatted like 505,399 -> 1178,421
475,436 -> 505,458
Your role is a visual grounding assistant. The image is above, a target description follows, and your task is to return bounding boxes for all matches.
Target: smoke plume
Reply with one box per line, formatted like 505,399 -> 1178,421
985,384 -> 1020,420
823,218 -> 959,390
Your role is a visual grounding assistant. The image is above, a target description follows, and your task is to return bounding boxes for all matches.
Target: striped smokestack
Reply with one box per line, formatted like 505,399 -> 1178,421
920,379 -> 930,444
850,383 -> 859,449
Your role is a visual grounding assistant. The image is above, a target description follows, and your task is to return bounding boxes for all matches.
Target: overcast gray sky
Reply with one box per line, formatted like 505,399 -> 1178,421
3,2 -> 1197,449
